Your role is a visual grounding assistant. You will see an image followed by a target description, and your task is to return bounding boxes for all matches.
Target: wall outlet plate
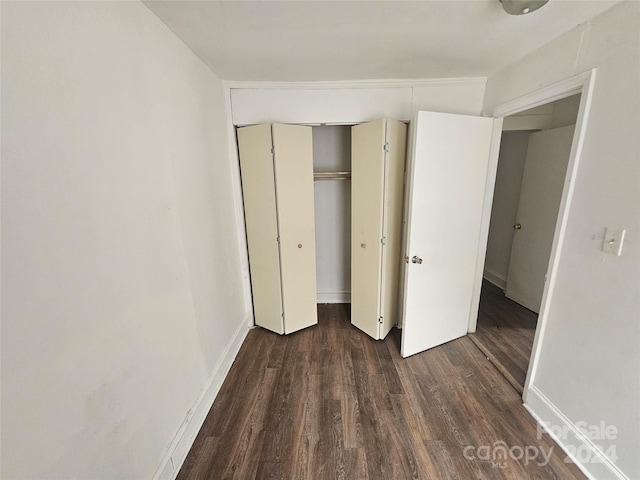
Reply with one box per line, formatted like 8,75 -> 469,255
602,228 -> 626,256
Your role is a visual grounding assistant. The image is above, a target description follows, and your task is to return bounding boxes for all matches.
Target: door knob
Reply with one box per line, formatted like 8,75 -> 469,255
411,256 -> 423,264
514,223 -> 522,230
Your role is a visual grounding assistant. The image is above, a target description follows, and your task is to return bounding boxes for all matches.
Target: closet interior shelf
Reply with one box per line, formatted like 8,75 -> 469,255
313,171 -> 351,181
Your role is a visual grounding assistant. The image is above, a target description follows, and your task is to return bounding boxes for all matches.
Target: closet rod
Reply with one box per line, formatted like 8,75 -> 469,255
313,171 -> 351,181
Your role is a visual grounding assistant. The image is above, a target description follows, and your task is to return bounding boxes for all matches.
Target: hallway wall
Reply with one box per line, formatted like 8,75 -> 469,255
484,131 -> 530,288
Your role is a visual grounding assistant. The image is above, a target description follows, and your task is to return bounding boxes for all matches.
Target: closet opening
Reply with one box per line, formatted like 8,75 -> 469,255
312,125 -> 353,323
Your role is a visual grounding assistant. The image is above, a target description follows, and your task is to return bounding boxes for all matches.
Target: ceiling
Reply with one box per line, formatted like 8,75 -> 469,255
143,0 -> 619,82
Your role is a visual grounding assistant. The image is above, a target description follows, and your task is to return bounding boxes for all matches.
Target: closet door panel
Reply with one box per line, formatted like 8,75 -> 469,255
351,119 -> 386,339
379,119 -> 407,339
237,124 -> 284,334
272,124 -> 318,334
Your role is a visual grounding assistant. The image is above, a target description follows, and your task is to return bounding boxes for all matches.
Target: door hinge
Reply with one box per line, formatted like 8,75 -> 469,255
378,316 -> 383,324
383,142 -> 389,152
282,312 -> 285,320
276,236 -> 280,244
270,146 -> 275,156
381,236 -> 387,245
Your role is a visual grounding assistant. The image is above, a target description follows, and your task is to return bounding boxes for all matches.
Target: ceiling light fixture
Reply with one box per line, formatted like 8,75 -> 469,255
500,0 -> 549,15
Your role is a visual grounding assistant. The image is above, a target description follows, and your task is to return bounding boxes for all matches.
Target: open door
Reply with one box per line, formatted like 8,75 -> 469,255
400,111 -> 500,358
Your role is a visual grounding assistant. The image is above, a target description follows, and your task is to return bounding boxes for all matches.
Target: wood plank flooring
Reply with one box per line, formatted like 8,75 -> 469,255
470,280 -> 538,393
177,303 -> 584,480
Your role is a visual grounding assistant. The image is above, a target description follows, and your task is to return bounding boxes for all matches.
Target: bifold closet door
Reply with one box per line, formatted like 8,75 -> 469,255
351,120 -> 386,339
272,124 -> 318,334
351,119 -> 406,340
237,124 -> 284,334
379,120 -> 407,339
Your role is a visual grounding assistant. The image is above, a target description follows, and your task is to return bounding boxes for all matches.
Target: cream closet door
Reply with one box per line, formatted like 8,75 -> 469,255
237,124 -> 284,334
351,119 -> 406,340
380,120 -> 407,338
272,124 -> 318,334
401,111 -> 500,358
237,123 -> 317,335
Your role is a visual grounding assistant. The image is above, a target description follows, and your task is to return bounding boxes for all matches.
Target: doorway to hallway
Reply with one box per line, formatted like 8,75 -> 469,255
476,94 -> 580,392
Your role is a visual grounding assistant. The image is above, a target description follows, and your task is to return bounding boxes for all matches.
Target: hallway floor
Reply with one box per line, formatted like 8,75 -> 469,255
470,280 -> 538,393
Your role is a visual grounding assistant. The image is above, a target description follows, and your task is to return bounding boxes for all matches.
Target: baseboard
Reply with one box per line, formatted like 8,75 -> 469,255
317,290 -> 351,304
153,317 -> 251,480
483,268 -> 507,290
524,384 -> 630,480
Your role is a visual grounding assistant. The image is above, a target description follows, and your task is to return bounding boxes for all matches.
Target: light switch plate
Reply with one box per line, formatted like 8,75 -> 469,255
602,228 -> 626,256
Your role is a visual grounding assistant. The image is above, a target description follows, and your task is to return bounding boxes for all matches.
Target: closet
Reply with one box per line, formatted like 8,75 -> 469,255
237,123 -> 318,335
238,119 -> 407,339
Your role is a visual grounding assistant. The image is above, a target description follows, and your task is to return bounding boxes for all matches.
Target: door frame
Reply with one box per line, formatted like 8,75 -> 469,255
468,69 -> 597,401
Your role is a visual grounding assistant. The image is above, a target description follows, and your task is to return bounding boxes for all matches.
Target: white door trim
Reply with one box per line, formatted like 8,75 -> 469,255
471,69 -> 597,403
492,71 -> 592,117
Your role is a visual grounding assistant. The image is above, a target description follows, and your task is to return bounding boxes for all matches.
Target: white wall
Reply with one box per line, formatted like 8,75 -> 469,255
502,94 -> 580,131
313,126 -> 352,303
229,79 -> 486,126
550,94 -> 581,129
1,2 -> 249,479
484,131 -> 530,288
484,2 -> 640,478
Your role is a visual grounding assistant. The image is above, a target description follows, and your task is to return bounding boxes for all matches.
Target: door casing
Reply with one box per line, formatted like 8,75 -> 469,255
476,69 -> 597,402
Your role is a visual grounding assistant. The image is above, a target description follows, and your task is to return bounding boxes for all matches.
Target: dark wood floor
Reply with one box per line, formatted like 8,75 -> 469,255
470,280 -> 538,393
177,303 -> 584,480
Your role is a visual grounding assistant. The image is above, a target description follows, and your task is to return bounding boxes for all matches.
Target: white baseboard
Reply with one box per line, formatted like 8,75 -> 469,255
153,317 -> 251,480
483,268 -> 507,290
524,384 -> 630,480
317,290 -> 351,303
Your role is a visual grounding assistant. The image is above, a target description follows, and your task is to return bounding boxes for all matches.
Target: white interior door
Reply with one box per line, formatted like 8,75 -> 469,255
505,124 -> 575,313
351,120 -> 386,339
272,124 -> 318,334
237,124 -> 284,334
401,111 -> 497,358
